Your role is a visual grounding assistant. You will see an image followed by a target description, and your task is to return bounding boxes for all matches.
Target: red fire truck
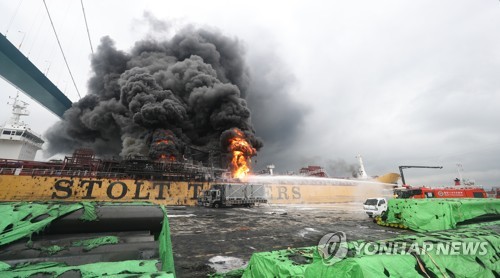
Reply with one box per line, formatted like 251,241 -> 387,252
395,165 -> 488,199
394,185 -> 487,199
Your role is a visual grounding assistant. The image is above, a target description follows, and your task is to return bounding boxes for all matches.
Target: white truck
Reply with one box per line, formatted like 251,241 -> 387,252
363,197 -> 387,218
199,183 -> 267,208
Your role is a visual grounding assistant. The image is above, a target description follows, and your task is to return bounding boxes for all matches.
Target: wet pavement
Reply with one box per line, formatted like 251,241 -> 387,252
168,203 -> 412,277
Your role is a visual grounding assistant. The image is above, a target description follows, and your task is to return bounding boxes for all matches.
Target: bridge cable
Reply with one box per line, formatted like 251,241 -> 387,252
26,2 -> 44,57
4,0 -> 24,37
80,0 -> 94,54
42,0 -> 82,100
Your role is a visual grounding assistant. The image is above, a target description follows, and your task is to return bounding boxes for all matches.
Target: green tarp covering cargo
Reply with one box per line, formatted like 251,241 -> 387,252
377,198 -> 500,232
0,202 -> 176,277
238,222 -> 499,278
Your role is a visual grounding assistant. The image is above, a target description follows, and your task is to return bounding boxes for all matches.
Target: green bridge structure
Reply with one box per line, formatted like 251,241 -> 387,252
0,34 -> 72,118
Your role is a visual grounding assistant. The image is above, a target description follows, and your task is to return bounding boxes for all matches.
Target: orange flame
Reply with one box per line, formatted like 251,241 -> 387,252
159,154 -> 176,161
156,139 -> 170,145
228,129 -> 256,179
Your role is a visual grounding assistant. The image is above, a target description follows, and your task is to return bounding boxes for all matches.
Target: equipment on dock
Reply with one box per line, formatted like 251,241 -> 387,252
199,183 -> 267,208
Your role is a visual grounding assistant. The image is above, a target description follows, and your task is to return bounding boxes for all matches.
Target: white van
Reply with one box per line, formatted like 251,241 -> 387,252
363,198 -> 387,218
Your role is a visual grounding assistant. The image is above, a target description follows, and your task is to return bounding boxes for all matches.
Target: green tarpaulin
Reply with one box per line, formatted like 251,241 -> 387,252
0,203 -> 83,246
381,198 -> 500,232
0,202 -> 176,277
159,205 -> 176,274
0,260 -> 173,278
241,223 -> 500,278
242,247 -> 314,277
71,236 -> 119,251
79,201 -> 99,221
305,254 -> 423,278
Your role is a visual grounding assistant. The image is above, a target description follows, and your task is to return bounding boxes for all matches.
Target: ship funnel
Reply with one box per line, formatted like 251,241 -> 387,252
356,155 -> 368,179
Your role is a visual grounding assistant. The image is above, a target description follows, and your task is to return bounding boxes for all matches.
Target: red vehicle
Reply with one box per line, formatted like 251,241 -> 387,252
485,187 -> 500,199
394,185 -> 487,199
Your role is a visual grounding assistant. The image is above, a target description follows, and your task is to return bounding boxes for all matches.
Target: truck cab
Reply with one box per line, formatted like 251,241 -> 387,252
199,183 -> 267,208
205,189 -> 222,208
198,189 -> 220,208
363,198 -> 387,218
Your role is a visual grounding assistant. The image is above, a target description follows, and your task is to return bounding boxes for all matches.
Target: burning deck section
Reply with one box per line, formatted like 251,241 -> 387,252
149,129 -> 180,161
222,128 -> 257,179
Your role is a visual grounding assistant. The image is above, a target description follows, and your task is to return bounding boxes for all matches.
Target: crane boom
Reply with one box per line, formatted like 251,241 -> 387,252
398,166 -> 443,185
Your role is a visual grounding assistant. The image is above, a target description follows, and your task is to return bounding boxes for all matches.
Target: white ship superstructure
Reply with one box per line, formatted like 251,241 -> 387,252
0,94 -> 44,160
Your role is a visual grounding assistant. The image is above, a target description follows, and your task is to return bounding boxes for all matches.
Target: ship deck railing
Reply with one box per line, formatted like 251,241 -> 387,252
0,167 -> 220,182
0,167 -> 129,178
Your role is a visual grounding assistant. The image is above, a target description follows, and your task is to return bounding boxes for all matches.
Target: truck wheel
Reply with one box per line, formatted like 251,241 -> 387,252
368,214 -> 373,218
214,203 -> 220,209
248,203 -> 254,208
381,211 -> 387,221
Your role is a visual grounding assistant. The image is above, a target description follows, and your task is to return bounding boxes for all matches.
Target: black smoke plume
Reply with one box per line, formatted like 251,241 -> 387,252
45,27 -> 262,164
326,159 -> 359,178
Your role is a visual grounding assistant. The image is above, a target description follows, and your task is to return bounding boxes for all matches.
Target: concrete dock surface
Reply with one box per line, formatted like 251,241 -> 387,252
168,203 -> 410,277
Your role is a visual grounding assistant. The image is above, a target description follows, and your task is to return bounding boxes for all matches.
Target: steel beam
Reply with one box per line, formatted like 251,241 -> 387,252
0,34 -> 72,118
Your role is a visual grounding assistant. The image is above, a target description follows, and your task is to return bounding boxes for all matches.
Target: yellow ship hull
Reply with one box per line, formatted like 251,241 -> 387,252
0,175 -> 396,205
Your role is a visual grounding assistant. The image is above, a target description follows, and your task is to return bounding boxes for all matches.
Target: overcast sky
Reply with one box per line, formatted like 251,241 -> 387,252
1,0 -> 499,187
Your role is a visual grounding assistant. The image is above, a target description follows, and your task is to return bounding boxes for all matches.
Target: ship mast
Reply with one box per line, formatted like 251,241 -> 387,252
7,93 -> 29,126
356,155 -> 368,179
456,163 -> 475,186
0,93 -> 43,161
456,163 -> 464,185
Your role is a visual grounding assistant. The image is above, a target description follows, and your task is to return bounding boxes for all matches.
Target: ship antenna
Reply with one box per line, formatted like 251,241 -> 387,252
356,154 -> 369,179
456,163 -> 474,186
7,92 -> 29,126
